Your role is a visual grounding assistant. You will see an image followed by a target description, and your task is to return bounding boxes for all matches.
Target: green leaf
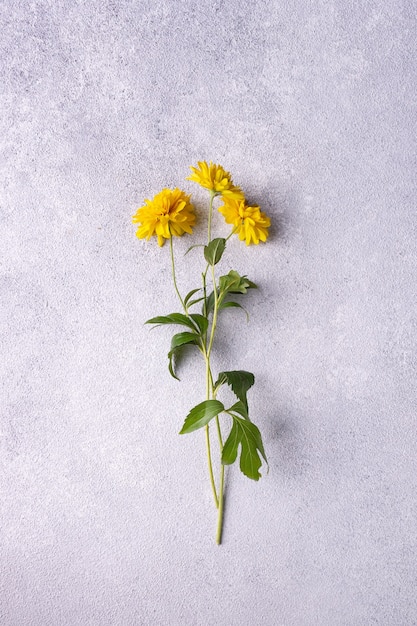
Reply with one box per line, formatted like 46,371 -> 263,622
168,332 -> 200,380
184,289 -> 201,307
168,349 -> 181,380
189,314 -> 208,334
219,270 -> 257,295
204,238 -> 226,266
222,415 -> 267,481
179,400 -> 225,434
188,296 -> 205,308
229,400 -> 249,420
170,332 -> 199,350
146,313 -> 198,332
221,421 -> 240,465
205,290 -> 220,315
214,370 -> 255,409
219,301 -> 249,321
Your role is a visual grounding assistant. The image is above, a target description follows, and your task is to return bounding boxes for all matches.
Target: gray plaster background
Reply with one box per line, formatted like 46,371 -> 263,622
1,1 -> 416,624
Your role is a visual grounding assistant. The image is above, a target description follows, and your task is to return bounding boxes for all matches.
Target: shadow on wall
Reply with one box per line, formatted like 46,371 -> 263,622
266,409 -> 311,481
255,183 -> 307,481
244,183 -> 300,246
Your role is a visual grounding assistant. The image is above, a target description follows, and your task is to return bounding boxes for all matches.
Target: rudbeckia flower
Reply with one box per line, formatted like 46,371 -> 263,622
218,197 -> 271,245
133,188 -> 196,246
187,161 -> 244,200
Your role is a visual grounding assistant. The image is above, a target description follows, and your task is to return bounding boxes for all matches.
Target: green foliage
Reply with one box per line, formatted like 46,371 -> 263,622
205,271 -> 256,316
188,296 -> 206,308
168,332 -> 200,380
189,314 -> 208,334
205,290 -> 217,315
228,400 -> 249,420
146,312 -> 207,335
222,414 -> 267,481
219,270 -> 257,296
179,400 -> 225,434
184,289 -> 201,307
204,238 -> 226,266
146,313 -> 197,332
214,370 -> 255,410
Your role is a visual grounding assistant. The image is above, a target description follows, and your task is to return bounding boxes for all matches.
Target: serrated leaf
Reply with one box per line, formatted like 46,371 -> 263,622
184,289 -> 201,307
221,421 -> 240,465
222,415 -> 267,481
214,370 -> 255,409
146,313 -> 198,332
229,400 -> 249,420
219,270 -> 242,293
219,270 -> 256,296
167,332 -> 200,380
219,301 -> 249,321
179,399 -> 225,434
189,313 -> 208,334
204,238 -> 226,265
237,418 -> 267,480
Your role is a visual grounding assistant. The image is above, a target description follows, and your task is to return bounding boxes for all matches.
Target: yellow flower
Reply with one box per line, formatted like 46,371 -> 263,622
187,161 -> 244,199
132,188 -> 196,246
218,197 -> 271,245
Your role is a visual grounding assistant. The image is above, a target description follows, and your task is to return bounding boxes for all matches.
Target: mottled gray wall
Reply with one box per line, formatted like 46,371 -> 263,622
1,1 -> 416,625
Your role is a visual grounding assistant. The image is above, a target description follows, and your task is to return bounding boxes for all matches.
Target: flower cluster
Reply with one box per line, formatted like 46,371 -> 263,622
132,161 -> 270,246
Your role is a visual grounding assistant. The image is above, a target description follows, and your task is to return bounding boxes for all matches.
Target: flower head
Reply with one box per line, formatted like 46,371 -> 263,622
187,161 -> 244,200
133,188 -> 196,246
218,197 -> 271,245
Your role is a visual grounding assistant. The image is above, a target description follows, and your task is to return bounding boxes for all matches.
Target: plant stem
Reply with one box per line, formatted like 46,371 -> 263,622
216,463 -> 225,544
205,424 -> 218,508
207,262 -> 219,359
207,191 -> 216,243
225,225 -> 239,242
203,194 -> 221,511
169,234 -> 186,313
206,259 -> 225,544
205,352 -> 218,509
170,233 -> 218,508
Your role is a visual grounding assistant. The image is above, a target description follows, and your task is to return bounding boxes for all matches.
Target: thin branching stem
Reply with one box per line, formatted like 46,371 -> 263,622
169,234 -> 186,313
207,191 -> 216,243
170,232 -> 218,507
205,351 -> 218,509
205,253 -> 225,543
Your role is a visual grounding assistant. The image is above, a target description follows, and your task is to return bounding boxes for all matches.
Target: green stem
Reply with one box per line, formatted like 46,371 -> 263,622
206,260 -> 225,544
207,262 -> 219,359
216,463 -> 225,544
202,192 -> 227,543
169,234 -> 186,313
170,233 -> 218,507
205,353 -> 218,509
225,225 -> 239,242
207,191 -> 216,243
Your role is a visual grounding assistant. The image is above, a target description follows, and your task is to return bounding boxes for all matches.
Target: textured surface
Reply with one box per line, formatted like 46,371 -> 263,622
1,1 -> 416,624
